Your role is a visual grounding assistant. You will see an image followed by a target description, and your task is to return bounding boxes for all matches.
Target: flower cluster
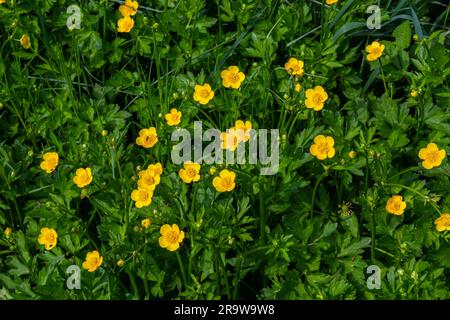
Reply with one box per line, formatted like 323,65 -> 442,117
117,0 -> 138,33
131,162 -> 163,208
220,120 -> 252,151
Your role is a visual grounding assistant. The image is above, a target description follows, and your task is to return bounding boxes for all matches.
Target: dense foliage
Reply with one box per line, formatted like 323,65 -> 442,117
0,0 -> 449,299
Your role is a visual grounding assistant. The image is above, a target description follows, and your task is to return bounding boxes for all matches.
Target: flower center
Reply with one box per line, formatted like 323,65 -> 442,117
200,89 -> 210,99
46,233 -> 55,243
144,175 -> 155,185
392,201 -> 401,211
145,135 -> 156,145
371,47 -> 381,56
229,73 -> 240,84
426,150 -> 439,164
186,168 -> 197,178
139,191 -> 149,201
166,231 -> 178,244
313,94 -> 323,106
221,177 -> 233,189
317,142 -> 329,154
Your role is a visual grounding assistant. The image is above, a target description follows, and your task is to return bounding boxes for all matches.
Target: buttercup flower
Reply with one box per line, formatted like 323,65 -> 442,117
82,250 -> 103,272
136,127 -> 158,148
366,41 -> 385,61
141,218 -> 152,229
137,168 -> 160,191
131,188 -> 153,208
117,15 -> 135,33
179,162 -> 201,184
5,227 -> 12,238
221,66 -> 245,89
119,0 -> 138,16
284,58 -> 304,77
38,227 -> 58,250
117,259 -> 125,267
326,0 -> 338,4
0,1 -> 6,4
434,213 -> 450,232
73,168 -> 93,188
20,35 -> 31,49
220,130 -> 240,151
310,135 -> 335,160
209,167 -> 217,175
233,120 -> 252,143
147,162 -> 163,176
386,195 -> 406,215
295,83 -> 302,92
418,143 -> 446,169
158,224 -> 185,251
40,152 -> 59,173
165,108 -> 182,126
305,86 -> 328,111
213,169 -> 236,192
410,90 -> 418,98
348,150 -> 357,159
193,84 -> 214,105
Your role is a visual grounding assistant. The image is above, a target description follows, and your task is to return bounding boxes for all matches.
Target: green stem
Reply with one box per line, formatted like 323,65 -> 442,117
378,60 -> 389,96
310,172 -> 327,219
176,251 -> 188,290
128,271 -> 140,300
232,256 -> 242,299
143,238 -> 149,300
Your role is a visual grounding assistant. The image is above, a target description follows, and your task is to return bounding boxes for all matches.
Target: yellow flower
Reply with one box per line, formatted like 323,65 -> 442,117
117,259 -> 125,267
141,218 -> 152,229
220,130 -> 239,151
4,227 -> 12,238
40,152 -> 59,173
310,135 -> 335,160
131,188 -> 153,208
117,15 -> 135,33
220,66 -> 245,89
410,90 -> 418,97
212,169 -> 236,192
233,120 -> 252,143
158,224 -> 185,251
348,150 -> 357,159
147,162 -> 163,176
179,162 -> 201,184
0,0 -> 6,4
136,127 -> 158,148
82,250 -> 103,272
101,130 -> 108,136
305,86 -> 328,111
165,108 -> 182,126
73,168 -> 93,188
20,34 -> 31,49
326,0 -> 338,4
385,195 -> 406,215
137,168 -> 160,191
193,84 -> 214,105
37,227 -> 58,250
295,83 -> 302,92
366,41 -> 385,61
209,166 -> 217,175
434,213 -> 450,232
284,58 -> 304,77
119,0 -> 138,16
418,143 -> 446,170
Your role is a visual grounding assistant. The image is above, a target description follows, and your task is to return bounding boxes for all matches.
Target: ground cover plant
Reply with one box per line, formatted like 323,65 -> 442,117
0,0 -> 449,300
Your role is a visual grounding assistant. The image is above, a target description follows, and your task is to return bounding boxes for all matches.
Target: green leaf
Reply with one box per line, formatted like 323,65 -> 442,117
393,21 -> 411,49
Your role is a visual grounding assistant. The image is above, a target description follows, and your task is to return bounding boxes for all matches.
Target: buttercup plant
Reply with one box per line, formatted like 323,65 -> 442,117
0,0 -> 449,301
